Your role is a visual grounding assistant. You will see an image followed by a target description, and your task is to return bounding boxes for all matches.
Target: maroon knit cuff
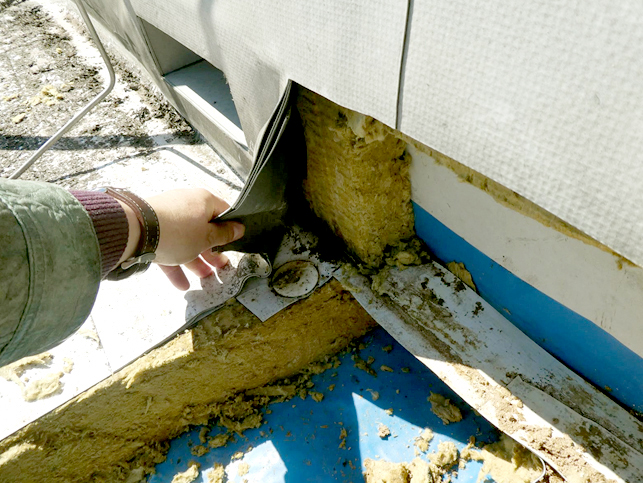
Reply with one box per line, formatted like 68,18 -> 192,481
71,190 -> 129,279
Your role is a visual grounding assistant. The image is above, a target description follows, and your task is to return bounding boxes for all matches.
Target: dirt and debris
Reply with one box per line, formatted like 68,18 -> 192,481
384,238 -> 430,271
353,353 -> 378,377
339,427 -> 349,449
364,459 -> 410,483
231,451 -> 244,461
0,0 -> 223,190
190,445 -> 208,457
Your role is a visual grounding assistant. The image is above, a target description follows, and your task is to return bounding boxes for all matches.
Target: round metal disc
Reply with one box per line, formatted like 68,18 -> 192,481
271,260 -> 319,298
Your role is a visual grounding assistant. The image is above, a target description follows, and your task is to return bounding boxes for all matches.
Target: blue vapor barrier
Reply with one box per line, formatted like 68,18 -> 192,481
413,201 -> 643,413
150,327 -> 506,482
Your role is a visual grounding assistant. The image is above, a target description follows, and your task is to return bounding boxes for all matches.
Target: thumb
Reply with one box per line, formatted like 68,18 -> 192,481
207,221 -> 245,249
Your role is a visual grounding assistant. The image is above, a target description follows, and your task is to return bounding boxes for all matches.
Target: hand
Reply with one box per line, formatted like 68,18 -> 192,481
142,189 -> 243,290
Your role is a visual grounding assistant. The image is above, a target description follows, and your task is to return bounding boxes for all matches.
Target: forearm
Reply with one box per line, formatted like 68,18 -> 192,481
0,180 -> 101,366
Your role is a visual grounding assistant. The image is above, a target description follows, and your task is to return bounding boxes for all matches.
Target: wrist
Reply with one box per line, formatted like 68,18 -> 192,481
98,187 -> 160,281
70,189 -> 130,278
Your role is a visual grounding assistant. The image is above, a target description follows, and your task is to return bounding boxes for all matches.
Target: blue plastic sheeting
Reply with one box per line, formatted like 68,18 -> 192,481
150,328 -> 502,482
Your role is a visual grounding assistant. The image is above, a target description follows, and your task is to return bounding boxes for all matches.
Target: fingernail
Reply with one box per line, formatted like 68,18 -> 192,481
232,222 -> 245,240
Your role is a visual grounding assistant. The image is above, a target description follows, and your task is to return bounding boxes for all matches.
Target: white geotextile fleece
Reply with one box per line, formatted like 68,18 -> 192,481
131,0 -> 643,264
129,0 -> 408,148
398,0 -> 643,266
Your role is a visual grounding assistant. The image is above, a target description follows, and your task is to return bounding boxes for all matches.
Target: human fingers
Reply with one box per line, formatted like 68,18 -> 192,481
159,264 -> 190,291
206,221 -> 245,249
201,249 -> 229,269
206,191 -> 231,219
184,257 -> 214,279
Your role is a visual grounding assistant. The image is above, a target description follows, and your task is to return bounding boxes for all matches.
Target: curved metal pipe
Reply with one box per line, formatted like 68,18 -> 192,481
10,0 -> 116,179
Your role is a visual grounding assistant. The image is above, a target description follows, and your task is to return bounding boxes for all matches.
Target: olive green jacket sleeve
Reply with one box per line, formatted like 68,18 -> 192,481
0,179 -> 101,366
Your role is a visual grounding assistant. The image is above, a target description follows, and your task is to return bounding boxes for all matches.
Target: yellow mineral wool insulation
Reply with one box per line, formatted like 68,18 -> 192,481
428,392 -> 463,425
466,433 -> 544,483
237,461 -> 250,476
364,434 -> 546,483
0,352 -> 65,401
429,441 -> 459,469
364,459 -> 410,483
446,262 -> 477,292
21,371 -> 64,402
378,423 -> 391,438
363,457 -> 441,483
407,457 -> 441,483
0,280 -> 376,483
297,89 -> 415,267
414,428 -> 434,453
297,87 -> 627,269
170,462 -> 200,483
205,464 -> 225,483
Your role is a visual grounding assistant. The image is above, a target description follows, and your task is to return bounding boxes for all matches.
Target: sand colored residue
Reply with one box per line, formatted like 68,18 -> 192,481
190,445 -> 208,457
428,392 -> 463,425
0,281 -> 376,483
297,89 -> 415,267
208,434 -> 230,449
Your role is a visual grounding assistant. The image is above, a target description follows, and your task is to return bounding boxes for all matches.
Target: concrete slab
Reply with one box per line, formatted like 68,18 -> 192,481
0,0 -> 242,439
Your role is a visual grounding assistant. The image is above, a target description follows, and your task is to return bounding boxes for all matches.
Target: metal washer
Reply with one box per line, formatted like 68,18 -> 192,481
271,260 -> 320,298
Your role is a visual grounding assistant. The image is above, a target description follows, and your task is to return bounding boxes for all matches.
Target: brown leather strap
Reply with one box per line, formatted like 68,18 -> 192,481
100,187 -> 159,281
